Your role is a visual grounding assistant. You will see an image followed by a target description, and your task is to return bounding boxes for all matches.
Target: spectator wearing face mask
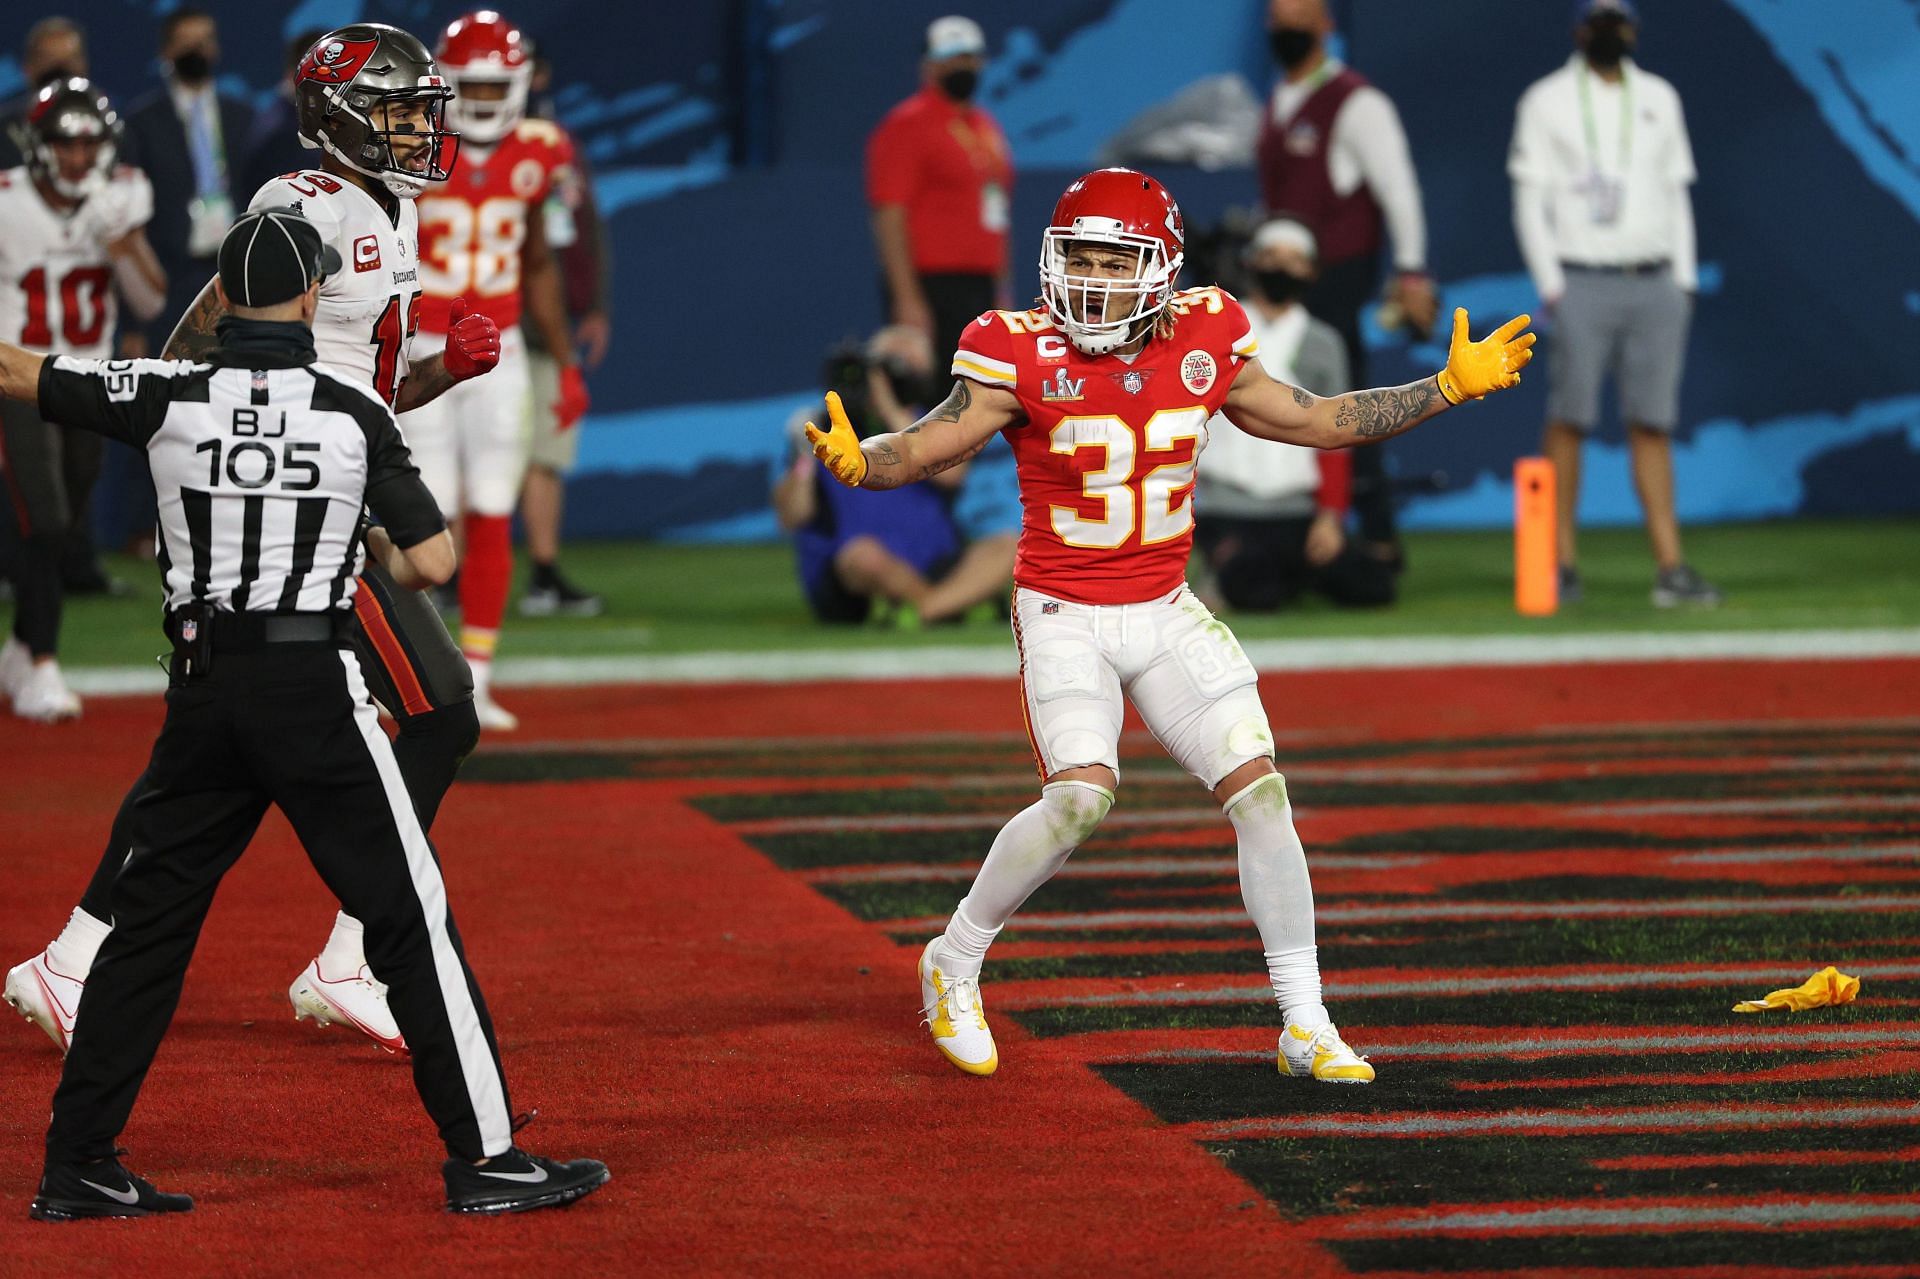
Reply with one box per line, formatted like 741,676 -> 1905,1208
0,18 -> 90,169
120,8 -> 253,356
1510,0 -> 1717,608
1193,218 -> 1395,613
865,15 -> 1014,370
1257,0 -> 1433,575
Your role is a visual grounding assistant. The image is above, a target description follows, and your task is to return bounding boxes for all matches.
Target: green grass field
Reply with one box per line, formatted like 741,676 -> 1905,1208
28,517 -> 1920,668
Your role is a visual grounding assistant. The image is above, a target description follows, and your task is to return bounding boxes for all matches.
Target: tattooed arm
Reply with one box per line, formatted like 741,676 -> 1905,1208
1221,358 -> 1447,449
1222,308 -> 1535,449
162,277 -> 226,361
393,354 -> 457,413
852,378 -> 1022,491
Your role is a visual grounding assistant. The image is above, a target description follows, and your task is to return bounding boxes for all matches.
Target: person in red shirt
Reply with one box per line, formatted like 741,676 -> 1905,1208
865,15 -> 1012,369
806,168 -> 1534,1085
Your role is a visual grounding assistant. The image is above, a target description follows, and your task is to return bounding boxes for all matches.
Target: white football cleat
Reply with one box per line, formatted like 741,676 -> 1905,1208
289,959 -> 408,1055
0,635 -> 31,701
12,659 -> 80,722
1279,1021 -> 1375,1084
918,938 -> 998,1076
472,688 -> 519,732
4,951 -> 84,1053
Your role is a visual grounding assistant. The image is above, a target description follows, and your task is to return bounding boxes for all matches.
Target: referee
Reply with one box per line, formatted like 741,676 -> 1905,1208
0,208 -> 608,1219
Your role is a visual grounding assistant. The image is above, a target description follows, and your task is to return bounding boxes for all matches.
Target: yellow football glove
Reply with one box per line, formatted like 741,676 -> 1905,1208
1436,308 -> 1536,405
804,390 -> 868,488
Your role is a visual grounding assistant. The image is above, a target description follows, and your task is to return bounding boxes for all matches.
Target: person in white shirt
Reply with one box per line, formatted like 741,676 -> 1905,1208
1194,218 -> 1394,613
1510,0 -> 1720,608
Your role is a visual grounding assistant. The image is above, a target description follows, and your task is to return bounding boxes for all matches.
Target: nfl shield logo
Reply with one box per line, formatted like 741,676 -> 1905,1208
180,617 -> 198,642
1121,371 -> 1143,396
1041,601 -> 1060,615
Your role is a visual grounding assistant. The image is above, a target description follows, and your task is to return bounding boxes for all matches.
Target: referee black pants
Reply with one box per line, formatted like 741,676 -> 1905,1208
77,562 -> 477,922
47,642 -> 514,1167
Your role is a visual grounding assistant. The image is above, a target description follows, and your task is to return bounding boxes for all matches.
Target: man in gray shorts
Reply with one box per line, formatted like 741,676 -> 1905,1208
1509,0 -> 1719,607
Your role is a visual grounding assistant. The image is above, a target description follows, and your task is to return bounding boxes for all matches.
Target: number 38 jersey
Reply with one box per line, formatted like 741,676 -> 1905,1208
248,171 -> 422,407
0,164 -> 154,360
413,118 -> 574,336
953,287 -> 1260,605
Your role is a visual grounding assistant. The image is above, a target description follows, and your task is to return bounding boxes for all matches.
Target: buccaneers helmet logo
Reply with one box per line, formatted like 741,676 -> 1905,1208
300,36 -> 379,84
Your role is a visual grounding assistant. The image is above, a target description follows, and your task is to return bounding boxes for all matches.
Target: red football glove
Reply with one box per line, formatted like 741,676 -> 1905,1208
555,362 -> 590,431
443,296 -> 501,383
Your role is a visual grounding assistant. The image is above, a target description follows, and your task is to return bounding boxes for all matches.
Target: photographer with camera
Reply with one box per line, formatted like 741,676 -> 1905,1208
775,326 -> 1011,625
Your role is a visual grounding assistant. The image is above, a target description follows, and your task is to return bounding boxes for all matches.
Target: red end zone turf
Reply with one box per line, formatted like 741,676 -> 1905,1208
0,658 -> 1915,1275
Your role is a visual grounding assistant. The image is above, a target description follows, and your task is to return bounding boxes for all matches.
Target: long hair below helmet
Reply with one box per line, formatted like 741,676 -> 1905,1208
1038,168 -> 1186,356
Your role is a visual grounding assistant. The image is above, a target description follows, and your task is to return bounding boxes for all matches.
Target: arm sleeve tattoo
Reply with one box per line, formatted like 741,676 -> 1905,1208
394,354 -> 457,413
1332,377 -> 1444,440
161,280 -> 226,361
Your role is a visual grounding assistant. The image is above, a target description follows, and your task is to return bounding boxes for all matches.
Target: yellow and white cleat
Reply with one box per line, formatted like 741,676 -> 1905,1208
1279,1021 -> 1375,1084
918,939 -> 998,1076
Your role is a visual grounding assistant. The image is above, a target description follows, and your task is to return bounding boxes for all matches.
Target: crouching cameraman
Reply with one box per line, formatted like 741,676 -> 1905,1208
775,327 -> 1012,625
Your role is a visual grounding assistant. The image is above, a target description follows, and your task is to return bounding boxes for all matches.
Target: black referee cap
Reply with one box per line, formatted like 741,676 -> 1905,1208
218,207 -> 343,308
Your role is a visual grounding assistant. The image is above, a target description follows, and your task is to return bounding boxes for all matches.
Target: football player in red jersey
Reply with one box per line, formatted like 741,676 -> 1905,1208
407,10 -> 590,731
808,168 -> 1534,1082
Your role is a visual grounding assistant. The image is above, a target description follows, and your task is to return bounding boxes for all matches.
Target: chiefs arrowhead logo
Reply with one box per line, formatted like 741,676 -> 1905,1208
299,36 -> 379,85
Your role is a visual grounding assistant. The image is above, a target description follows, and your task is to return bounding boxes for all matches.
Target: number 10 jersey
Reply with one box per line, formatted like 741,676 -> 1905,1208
248,170 -> 422,407
953,287 -> 1260,605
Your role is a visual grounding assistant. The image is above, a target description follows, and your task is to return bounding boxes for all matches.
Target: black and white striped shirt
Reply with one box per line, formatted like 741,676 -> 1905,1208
36,332 -> 444,614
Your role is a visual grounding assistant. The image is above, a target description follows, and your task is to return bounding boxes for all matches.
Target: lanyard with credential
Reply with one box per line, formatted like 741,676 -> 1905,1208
1576,62 -> 1632,174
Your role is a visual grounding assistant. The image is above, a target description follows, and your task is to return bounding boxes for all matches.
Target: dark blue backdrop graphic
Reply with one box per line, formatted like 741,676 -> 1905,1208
5,1 -> 1916,541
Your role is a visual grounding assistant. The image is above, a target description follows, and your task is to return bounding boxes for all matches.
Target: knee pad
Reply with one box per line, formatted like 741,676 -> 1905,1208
1040,779 -> 1114,846
401,699 -> 481,765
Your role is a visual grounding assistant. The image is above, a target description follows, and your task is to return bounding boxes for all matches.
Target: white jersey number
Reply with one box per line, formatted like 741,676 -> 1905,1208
1047,408 -> 1207,548
418,197 -> 525,299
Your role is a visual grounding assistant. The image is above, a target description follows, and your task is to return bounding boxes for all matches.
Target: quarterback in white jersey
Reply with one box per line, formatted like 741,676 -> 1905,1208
3,26 -> 502,1065
0,78 -> 166,724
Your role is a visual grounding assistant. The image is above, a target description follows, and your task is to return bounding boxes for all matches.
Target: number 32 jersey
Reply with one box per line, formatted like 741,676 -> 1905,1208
953,288 -> 1260,605
248,171 -> 422,407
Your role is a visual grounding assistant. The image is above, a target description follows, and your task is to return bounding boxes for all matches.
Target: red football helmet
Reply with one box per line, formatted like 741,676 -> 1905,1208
438,10 -> 532,146
1038,168 -> 1186,355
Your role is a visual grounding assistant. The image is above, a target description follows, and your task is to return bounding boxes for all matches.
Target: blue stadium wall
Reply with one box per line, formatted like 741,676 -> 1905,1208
6,0 -> 1916,541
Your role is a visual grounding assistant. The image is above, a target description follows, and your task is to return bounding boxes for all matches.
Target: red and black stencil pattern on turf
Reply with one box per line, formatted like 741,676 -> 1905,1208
466,669 -> 1920,1274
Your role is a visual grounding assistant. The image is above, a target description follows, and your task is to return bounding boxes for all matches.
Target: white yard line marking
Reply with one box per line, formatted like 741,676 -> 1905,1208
66,627 -> 1920,694
890,894 -> 1920,932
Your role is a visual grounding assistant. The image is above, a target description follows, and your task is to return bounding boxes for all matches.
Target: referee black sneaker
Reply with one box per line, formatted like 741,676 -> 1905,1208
443,1147 -> 610,1214
31,1157 -> 194,1221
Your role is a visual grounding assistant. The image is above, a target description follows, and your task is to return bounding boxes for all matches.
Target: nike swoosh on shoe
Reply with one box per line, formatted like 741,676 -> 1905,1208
79,1178 -> 141,1205
477,1166 -> 550,1184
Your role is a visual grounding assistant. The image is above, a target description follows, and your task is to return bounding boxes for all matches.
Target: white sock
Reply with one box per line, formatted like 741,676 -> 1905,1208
1265,946 -> 1329,1030
317,912 -> 366,978
940,779 -> 1114,978
46,907 -> 112,978
1224,773 -> 1329,1029
469,656 -> 493,700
